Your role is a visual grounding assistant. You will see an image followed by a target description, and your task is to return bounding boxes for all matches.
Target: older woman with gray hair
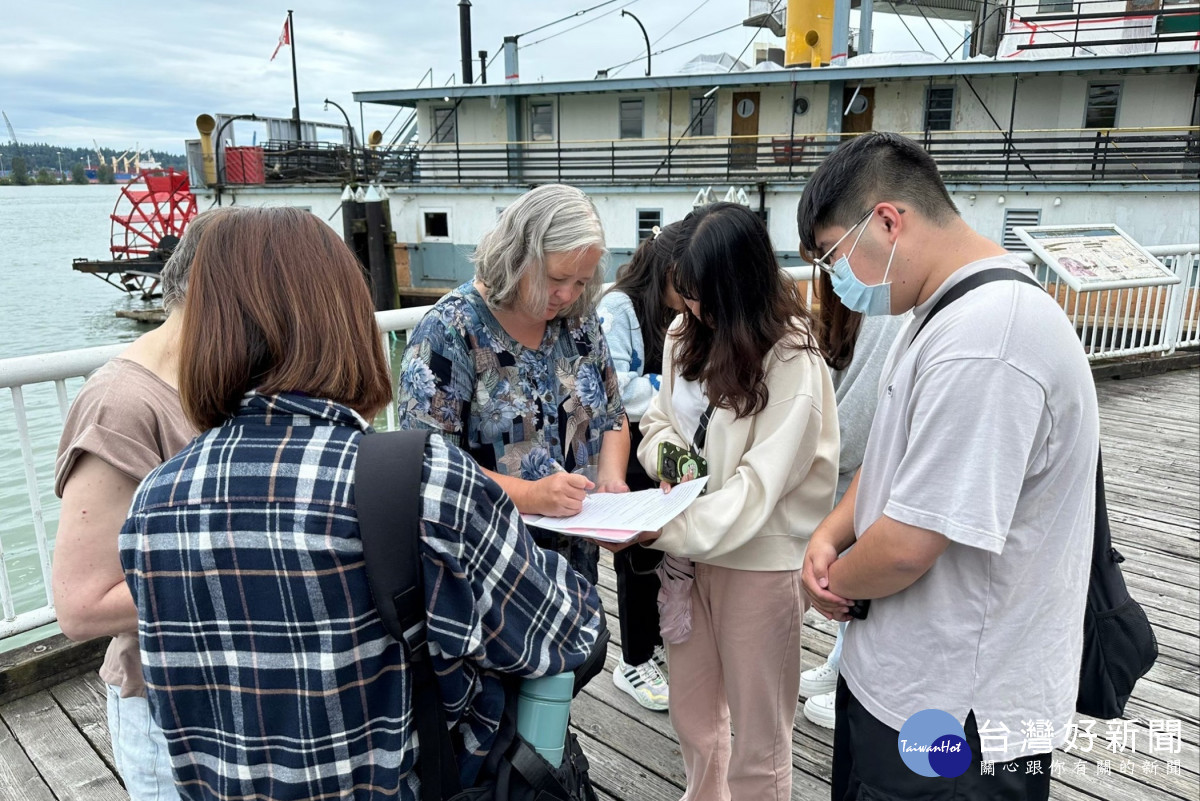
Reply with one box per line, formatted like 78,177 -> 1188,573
51,208 -> 224,800
397,184 -> 629,584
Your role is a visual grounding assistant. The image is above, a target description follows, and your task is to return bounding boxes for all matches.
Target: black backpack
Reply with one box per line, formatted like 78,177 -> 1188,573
354,429 -> 608,801
1076,449 -> 1158,719
914,267 -> 1158,720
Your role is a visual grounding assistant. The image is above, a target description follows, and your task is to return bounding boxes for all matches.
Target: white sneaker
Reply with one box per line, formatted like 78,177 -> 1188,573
803,691 -> 836,729
800,659 -> 838,698
613,657 -> 669,711
651,644 -> 668,682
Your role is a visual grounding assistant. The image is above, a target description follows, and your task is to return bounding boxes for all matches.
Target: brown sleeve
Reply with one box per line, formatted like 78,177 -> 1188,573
54,367 -> 169,497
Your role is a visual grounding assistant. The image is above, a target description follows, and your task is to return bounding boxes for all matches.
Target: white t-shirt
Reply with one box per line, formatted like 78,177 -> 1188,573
672,376 -> 709,449
842,255 -> 1100,763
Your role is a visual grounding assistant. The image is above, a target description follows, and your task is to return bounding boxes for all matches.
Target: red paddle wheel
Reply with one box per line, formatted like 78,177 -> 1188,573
71,167 -> 199,301
109,168 -> 197,261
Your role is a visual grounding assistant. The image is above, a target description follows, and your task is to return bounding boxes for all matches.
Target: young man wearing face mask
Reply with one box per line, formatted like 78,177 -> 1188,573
797,132 -> 1099,801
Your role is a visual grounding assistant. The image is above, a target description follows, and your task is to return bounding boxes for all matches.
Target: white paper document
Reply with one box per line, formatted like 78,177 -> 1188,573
522,477 -> 708,537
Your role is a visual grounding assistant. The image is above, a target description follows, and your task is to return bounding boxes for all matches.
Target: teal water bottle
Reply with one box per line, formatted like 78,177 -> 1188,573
516,672 -> 575,768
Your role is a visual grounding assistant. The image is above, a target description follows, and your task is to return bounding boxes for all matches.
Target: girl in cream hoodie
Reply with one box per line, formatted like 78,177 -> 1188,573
635,202 -> 839,801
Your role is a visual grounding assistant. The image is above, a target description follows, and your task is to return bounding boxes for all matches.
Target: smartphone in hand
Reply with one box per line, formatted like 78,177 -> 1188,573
657,442 -> 708,484
847,599 -> 871,620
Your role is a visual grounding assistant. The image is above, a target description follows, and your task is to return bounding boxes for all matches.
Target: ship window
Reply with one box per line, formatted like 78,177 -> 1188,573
1085,82 -> 1121,129
531,103 -> 554,141
924,86 -> 955,132
432,107 -> 457,144
1037,0 -> 1072,12
689,96 -> 716,137
636,209 -> 662,241
424,211 -> 450,239
620,99 -> 644,139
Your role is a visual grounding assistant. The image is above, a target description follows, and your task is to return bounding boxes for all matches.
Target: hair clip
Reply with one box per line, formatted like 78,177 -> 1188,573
651,225 -> 661,239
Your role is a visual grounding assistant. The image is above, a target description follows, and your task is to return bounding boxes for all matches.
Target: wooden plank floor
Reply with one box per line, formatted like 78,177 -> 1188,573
1,368 -> 1197,801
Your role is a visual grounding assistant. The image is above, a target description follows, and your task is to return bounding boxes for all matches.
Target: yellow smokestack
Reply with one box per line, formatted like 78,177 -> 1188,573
195,114 -> 217,187
786,0 -> 835,68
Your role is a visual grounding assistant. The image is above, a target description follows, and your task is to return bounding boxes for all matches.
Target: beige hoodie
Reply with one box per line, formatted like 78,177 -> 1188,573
637,318 -> 839,571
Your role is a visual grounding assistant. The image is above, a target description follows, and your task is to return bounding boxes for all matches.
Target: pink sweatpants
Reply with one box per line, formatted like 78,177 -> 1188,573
667,563 -> 805,801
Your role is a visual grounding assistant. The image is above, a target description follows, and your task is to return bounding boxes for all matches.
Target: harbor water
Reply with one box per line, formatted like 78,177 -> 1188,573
0,185 -> 409,650
0,184 -> 185,649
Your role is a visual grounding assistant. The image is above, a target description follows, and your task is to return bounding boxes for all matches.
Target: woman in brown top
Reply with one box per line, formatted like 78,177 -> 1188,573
52,210 -> 220,800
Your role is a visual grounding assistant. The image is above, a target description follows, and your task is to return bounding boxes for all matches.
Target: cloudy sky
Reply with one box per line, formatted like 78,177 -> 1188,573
2,1 -> 963,155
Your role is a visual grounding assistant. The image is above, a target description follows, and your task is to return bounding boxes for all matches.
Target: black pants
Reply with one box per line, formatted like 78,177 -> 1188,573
614,546 -> 663,665
615,426 -> 664,666
832,677 -> 1051,801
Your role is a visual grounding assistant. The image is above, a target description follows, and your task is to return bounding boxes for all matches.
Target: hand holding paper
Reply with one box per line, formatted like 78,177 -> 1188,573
522,477 -> 708,537
594,528 -> 662,553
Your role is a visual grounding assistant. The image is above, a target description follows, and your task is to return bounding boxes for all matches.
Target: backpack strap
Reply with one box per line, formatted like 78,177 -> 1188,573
1093,448 -> 1113,568
356,429 -> 462,801
509,738 -> 574,798
692,404 -> 715,454
911,267 -> 1043,344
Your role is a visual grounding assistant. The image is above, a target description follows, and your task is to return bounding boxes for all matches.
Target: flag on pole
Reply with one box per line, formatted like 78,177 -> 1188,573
270,18 -> 290,61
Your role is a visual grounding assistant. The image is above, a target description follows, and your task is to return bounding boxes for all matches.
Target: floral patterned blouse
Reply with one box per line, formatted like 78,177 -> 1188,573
396,281 -> 626,583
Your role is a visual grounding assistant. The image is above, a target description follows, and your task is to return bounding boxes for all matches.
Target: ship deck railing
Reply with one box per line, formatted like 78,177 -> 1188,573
207,127 -> 1200,189
0,249 -> 1196,644
1003,0 -> 1200,57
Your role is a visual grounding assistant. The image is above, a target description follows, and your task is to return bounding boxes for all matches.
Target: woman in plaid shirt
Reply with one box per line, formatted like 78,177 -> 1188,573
119,207 -> 604,801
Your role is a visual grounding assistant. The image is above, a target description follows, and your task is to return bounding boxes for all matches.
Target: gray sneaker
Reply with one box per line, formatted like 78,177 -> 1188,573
613,657 -> 669,711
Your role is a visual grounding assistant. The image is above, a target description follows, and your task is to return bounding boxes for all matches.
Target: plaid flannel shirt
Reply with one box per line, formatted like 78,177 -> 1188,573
119,392 -> 603,801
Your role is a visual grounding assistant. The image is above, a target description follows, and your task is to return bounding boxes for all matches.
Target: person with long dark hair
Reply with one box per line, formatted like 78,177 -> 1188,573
797,268 -> 906,729
596,223 -> 685,711
630,203 -> 839,800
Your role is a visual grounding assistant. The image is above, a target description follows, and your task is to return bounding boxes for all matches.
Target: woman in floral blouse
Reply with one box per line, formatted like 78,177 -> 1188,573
397,184 -> 629,584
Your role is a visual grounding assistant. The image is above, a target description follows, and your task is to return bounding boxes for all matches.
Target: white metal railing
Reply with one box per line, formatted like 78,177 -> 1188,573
1,246 -> 1197,641
1021,246 -> 1200,360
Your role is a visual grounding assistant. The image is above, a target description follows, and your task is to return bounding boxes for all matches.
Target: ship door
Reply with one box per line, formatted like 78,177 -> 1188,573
842,86 -> 875,134
731,91 -> 761,168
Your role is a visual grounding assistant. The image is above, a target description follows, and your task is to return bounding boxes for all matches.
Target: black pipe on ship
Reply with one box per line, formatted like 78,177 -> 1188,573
459,0 -> 474,85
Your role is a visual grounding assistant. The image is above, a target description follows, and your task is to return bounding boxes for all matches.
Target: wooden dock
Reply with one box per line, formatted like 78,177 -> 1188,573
1,368 -> 1197,801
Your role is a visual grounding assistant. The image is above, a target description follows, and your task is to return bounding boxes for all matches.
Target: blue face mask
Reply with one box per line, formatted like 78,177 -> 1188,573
815,210 -> 898,317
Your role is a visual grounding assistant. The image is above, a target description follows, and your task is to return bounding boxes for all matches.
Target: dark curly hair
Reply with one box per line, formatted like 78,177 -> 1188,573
671,203 -> 817,418
603,222 -> 682,375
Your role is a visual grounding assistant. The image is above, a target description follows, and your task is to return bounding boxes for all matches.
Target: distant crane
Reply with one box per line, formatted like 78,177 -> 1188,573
3,111 -> 32,170
92,139 -> 105,171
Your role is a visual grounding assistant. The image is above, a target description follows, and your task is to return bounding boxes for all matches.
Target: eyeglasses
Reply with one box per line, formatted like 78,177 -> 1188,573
813,207 -> 875,276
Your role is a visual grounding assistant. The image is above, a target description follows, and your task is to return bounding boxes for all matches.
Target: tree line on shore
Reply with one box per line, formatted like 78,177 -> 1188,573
0,143 -> 186,186
0,155 -> 100,185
